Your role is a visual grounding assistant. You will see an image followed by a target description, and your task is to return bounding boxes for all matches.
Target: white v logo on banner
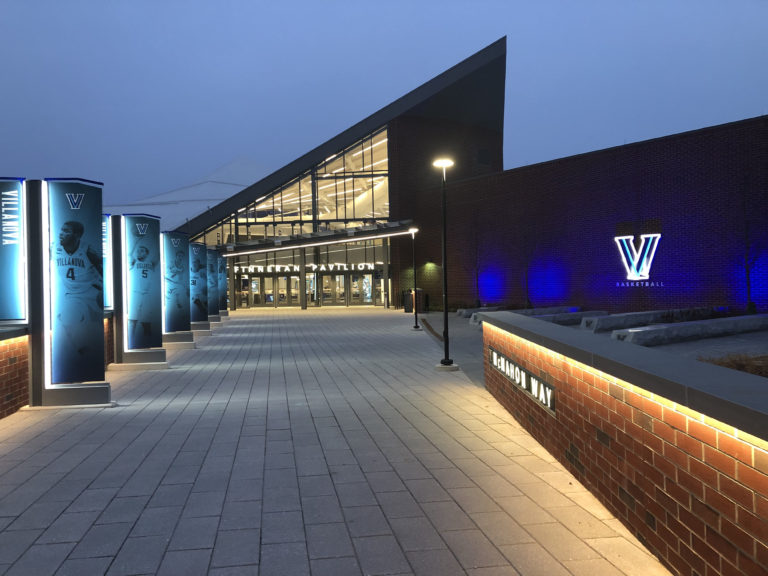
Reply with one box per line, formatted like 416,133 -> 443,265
65,193 -> 85,210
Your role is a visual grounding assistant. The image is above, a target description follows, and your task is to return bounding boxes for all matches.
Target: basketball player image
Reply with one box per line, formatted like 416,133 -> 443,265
207,254 -> 218,312
53,220 -> 103,380
128,241 -> 158,348
190,255 -> 208,316
165,250 -> 188,310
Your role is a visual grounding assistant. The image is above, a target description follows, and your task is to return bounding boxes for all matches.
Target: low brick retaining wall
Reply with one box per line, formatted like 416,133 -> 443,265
0,312 -> 115,418
480,311 -> 767,576
0,327 -> 29,418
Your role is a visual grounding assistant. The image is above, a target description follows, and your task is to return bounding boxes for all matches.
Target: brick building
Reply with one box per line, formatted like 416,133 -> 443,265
179,37 -> 766,314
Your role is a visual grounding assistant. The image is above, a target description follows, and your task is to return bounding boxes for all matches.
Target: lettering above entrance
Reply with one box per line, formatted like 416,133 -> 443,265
234,262 -> 376,274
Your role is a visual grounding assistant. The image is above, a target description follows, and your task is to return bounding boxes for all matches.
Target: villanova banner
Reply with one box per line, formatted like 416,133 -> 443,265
207,248 -> 219,315
102,214 -> 113,309
162,231 -> 190,333
189,242 -> 208,321
217,253 -> 227,311
47,179 -> 104,383
124,215 -> 161,349
0,178 -> 25,320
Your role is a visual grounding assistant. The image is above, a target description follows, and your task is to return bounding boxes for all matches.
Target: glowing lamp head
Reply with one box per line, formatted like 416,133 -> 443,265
432,158 -> 454,169
408,227 -> 419,237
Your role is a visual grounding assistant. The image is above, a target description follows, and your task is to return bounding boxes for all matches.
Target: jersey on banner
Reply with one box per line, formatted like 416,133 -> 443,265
217,254 -> 227,311
189,242 -> 208,322
207,248 -> 219,315
48,180 -> 104,384
162,232 -> 190,333
124,215 -> 161,349
0,178 -> 25,320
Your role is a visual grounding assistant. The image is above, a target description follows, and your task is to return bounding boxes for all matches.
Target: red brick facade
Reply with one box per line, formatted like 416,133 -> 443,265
0,335 -> 29,418
483,323 -> 768,576
391,115 -> 768,313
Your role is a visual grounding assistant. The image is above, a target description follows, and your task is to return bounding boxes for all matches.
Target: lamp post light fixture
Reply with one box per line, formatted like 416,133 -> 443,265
432,157 -> 458,370
408,227 -> 421,331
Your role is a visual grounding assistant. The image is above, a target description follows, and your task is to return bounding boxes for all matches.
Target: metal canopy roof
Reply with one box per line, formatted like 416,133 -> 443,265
177,37 -> 507,238
222,220 -> 416,258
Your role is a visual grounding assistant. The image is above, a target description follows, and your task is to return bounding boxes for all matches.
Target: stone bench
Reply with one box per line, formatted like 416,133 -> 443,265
457,306 -> 503,318
534,311 -> 608,326
611,314 -> 768,346
580,307 -> 715,332
508,306 -> 579,317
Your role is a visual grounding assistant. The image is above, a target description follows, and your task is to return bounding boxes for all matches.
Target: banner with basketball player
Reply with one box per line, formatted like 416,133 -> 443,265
123,214 -> 161,349
0,178 -> 25,321
47,179 -> 104,383
189,242 -> 208,322
217,254 -> 227,312
162,231 -> 190,333
206,248 -> 219,316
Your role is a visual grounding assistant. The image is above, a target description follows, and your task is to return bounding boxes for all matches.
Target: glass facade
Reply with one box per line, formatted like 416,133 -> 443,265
193,127 -> 390,307
193,127 -> 388,247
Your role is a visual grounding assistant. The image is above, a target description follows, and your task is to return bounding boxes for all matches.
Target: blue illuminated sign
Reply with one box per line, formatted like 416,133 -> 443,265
48,180 -> 104,383
0,179 -> 25,320
124,215 -> 162,349
614,234 -> 661,281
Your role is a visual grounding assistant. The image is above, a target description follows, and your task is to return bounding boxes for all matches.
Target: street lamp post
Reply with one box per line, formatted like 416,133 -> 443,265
433,158 -> 455,368
409,227 -> 421,330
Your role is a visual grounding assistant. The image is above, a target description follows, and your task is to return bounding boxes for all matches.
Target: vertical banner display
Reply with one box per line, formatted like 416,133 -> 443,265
102,214 -> 113,309
47,179 -> 104,383
0,178 -> 25,320
217,254 -> 228,311
207,248 -> 220,315
162,231 -> 190,333
189,242 -> 208,322
123,215 -> 161,349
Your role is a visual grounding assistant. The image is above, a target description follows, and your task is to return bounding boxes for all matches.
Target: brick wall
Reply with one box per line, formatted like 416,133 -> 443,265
483,323 -> 768,576
392,115 -> 768,313
0,335 -> 29,418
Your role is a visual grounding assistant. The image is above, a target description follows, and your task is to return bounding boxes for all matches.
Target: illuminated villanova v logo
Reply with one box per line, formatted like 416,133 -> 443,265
135,223 -> 149,235
65,193 -> 85,210
614,234 -> 661,280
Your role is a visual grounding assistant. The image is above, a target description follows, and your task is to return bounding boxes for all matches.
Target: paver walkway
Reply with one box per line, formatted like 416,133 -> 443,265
0,308 -> 671,575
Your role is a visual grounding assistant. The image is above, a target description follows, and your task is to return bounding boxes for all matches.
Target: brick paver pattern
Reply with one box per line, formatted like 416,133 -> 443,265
0,308 -> 671,575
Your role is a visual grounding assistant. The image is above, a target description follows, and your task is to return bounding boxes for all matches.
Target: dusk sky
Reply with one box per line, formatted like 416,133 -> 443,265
3,0 -> 767,205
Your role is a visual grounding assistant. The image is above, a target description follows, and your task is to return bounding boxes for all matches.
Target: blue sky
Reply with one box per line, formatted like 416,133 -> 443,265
2,0 -> 767,205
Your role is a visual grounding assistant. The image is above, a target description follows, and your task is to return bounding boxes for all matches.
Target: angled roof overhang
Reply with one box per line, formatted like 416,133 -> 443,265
178,37 -> 506,237
222,220 -> 417,259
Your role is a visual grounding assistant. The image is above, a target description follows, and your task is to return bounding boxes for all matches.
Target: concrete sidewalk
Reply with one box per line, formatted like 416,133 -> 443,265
0,308 -> 670,576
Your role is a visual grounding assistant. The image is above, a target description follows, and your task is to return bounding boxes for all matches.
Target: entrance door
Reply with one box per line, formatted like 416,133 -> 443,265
277,276 -> 287,305
274,276 -> 301,307
350,274 -> 373,305
321,275 -> 346,305
251,277 -> 263,306
306,273 -> 317,306
263,277 -> 275,305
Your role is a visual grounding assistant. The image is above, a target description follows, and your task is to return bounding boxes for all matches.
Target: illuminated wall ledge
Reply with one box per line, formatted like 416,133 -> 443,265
478,311 -> 768,442
0,325 -> 28,341
479,311 -> 768,576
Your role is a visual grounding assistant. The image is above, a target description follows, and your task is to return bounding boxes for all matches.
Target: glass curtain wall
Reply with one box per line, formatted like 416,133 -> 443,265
193,127 -> 389,246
